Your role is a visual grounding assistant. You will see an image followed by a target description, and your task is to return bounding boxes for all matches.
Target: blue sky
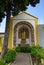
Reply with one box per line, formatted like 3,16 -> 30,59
26,0 -> 44,24
0,0 -> 44,32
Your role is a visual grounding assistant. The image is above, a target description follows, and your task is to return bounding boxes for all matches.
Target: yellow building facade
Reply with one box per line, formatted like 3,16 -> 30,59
0,12 -> 38,52
0,33 -> 4,52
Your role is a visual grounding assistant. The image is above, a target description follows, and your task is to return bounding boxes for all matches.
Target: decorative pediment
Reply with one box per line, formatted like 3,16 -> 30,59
11,12 -> 38,20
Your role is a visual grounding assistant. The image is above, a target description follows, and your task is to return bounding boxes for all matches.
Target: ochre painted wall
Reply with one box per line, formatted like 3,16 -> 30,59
0,37 -> 2,52
35,19 -> 38,46
8,19 -> 12,49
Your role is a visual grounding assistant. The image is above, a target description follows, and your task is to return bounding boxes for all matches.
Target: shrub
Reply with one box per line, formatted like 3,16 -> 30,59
0,58 -> 7,65
15,46 -> 21,52
31,46 -> 44,60
20,46 -> 32,53
16,46 -> 32,53
25,46 -> 32,53
31,47 -> 41,60
4,50 -> 16,63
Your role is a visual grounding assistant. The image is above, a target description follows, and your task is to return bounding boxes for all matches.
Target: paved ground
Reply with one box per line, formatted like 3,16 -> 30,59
11,53 -> 32,65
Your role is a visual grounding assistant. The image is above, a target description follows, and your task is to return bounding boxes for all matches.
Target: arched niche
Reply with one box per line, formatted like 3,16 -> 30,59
13,21 -> 34,47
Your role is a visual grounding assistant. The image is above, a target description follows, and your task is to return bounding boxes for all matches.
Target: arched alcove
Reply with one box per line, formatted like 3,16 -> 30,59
18,26 -> 29,39
13,21 -> 34,47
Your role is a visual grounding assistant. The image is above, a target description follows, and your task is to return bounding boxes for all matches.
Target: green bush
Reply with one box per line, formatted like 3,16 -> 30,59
4,50 -> 16,63
25,46 -> 32,53
31,46 -> 44,60
0,58 -> 7,65
31,47 -> 41,60
20,46 -> 31,53
16,46 -> 31,53
39,48 -> 44,59
15,46 -> 22,52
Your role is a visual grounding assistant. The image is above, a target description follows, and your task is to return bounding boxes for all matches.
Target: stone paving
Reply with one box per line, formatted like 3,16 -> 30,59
11,53 -> 32,65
